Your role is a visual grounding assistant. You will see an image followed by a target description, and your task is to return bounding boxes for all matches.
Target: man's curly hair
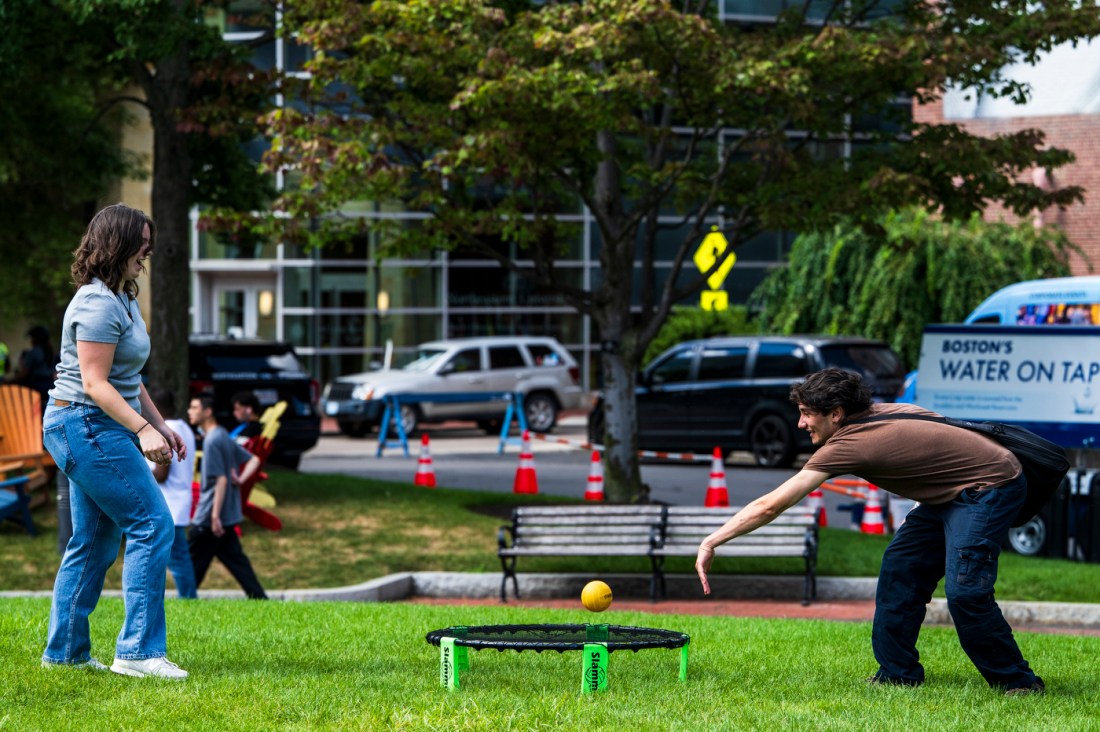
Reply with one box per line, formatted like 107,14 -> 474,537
790,367 -> 872,416
71,204 -> 156,299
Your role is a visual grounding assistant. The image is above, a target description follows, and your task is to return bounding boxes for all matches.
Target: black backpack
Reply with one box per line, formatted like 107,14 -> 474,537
847,413 -> 1070,527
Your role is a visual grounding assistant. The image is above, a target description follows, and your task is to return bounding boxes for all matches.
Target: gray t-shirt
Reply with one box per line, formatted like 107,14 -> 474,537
192,425 -> 252,528
50,279 -> 150,411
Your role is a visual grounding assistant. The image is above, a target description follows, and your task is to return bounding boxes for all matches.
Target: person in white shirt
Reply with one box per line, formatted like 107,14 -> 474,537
147,388 -> 198,599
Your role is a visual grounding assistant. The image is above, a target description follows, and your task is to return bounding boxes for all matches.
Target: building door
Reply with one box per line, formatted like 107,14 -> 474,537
210,280 -> 277,340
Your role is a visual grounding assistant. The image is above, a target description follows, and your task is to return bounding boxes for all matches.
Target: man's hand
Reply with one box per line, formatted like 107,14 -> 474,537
212,515 -> 225,538
695,543 -> 716,595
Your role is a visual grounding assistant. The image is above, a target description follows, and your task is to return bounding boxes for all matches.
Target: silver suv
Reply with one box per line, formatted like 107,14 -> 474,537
323,336 -> 585,437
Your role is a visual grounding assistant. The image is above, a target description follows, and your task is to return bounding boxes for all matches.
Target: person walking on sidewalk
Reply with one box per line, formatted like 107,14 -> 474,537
188,394 -> 268,599
41,203 -> 189,680
695,368 -> 1044,696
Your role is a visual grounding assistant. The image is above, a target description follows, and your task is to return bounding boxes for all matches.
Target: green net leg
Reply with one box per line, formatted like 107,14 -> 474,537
680,641 -> 689,682
440,637 -> 461,691
453,626 -> 469,671
581,643 -> 609,694
585,623 -> 609,642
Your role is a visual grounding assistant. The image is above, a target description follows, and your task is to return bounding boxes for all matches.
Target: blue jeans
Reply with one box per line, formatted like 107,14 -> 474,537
872,474 -> 1040,688
168,527 -> 198,599
41,402 -> 174,663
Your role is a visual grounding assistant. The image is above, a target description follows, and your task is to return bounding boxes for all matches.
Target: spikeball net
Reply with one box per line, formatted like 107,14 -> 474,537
426,624 -> 690,692
425,623 -> 689,652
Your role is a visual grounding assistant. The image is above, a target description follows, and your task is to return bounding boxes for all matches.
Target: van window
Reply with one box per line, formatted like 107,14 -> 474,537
754,343 -> 809,378
697,347 -> 749,381
1016,303 -> 1100,325
650,350 -> 694,385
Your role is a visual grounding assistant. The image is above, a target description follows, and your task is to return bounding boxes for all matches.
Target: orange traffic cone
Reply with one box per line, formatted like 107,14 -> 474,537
414,433 -> 436,488
584,451 -> 605,501
807,487 -> 828,527
703,447 -> 730,508
860,483 -> 885,535
513,430 -> 539,494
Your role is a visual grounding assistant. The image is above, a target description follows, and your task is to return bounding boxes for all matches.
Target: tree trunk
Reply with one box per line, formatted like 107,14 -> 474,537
143,39 -> 192,413
599,343 -> 645,503
592,128 -> 648,502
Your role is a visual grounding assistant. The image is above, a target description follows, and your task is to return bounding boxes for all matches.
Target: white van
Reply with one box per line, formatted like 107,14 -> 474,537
964,276 -> 1100,326
897,275 -> 1100,405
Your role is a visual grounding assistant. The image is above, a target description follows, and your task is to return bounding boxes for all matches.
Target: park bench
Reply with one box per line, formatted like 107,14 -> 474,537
498,504 -> 820,605
497,505 -> 666,603
650,505 -> 819,606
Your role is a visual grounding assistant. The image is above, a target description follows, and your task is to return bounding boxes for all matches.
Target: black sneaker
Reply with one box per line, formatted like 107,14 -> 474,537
1005,678 -> 1045,697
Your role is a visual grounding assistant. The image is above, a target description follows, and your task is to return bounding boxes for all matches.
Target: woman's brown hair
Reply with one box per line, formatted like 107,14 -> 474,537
71,203 -> 156,298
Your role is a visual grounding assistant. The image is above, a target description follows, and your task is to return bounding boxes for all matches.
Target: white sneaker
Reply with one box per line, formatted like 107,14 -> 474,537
110,657 -> 189,679
42,657 -> 109,671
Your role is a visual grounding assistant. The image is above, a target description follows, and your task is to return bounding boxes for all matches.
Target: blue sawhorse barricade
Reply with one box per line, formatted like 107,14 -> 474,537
376,391 -> 529,457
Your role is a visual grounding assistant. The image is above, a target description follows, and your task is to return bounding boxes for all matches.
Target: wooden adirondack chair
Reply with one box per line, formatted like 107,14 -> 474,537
0,462 -> 37,536
238,401 -> 286,531
0,385 -> 54,507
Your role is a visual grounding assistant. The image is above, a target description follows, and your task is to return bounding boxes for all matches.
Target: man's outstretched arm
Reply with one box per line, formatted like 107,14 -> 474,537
695,469 -> 829,595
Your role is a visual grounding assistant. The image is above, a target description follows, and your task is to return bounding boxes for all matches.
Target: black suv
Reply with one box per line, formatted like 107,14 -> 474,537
189,338 -> 321,470
588,335 -> 905,468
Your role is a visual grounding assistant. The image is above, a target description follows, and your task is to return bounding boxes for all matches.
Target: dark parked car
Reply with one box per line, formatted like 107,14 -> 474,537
189,338 -> 321,470
587,335 -> 906,468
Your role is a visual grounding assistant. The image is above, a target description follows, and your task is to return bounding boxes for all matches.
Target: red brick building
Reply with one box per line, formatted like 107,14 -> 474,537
914,45 -> 1100,274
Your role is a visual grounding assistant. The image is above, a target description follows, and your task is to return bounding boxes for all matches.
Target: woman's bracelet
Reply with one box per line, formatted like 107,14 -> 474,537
135,421 -> 152,435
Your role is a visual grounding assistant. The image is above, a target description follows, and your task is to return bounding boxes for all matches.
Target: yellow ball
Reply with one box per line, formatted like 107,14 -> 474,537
581,580 -> 613,613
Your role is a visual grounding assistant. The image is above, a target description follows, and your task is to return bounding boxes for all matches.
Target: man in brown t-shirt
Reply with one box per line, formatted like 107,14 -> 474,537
695,368 -> 1044,695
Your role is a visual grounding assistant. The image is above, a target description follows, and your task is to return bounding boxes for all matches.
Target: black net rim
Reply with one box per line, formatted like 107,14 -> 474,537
425,624 -> 690,652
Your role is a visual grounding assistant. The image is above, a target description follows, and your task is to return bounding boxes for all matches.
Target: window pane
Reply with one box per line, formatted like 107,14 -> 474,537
198,228 -> 278,260
651,351 -> 694,385
754,343 -> 810,378
448,266 -> 581,307
697,347 -> 749,381
448,312 -> 583,344
446,348 -> 482,373
528,344 -> 566,367
489,346 -> 526,369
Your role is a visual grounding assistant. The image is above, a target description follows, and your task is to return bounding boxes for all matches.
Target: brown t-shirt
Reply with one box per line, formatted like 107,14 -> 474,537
803,403 -> 1021,504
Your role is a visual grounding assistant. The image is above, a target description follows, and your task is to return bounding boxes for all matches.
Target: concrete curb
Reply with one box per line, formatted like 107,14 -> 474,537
6,573 -> 1100,629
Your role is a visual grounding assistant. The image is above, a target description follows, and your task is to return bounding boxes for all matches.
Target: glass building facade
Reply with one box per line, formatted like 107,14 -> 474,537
193,2 -> 909,392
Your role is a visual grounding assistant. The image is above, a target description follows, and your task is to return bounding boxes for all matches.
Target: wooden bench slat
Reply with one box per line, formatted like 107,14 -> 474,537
654,546 -> 806,557
515,534 -> 653,544
500,546 -> 652,556
514,507 -> 664,517
517,525 -> 654,533
513,516 -> 662,527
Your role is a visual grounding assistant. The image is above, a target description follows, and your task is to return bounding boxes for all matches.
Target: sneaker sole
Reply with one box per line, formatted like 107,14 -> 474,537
42,660 -> 109,671
110,663 -> 187,680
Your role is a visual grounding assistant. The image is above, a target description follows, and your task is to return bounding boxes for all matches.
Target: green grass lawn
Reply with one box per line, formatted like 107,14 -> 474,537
2,470 -> 1099,603
2,598 -> 1097,731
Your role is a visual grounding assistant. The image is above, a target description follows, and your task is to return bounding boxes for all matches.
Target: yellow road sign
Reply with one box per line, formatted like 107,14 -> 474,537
701,290 -> 729,311
693,228 -> 735,290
